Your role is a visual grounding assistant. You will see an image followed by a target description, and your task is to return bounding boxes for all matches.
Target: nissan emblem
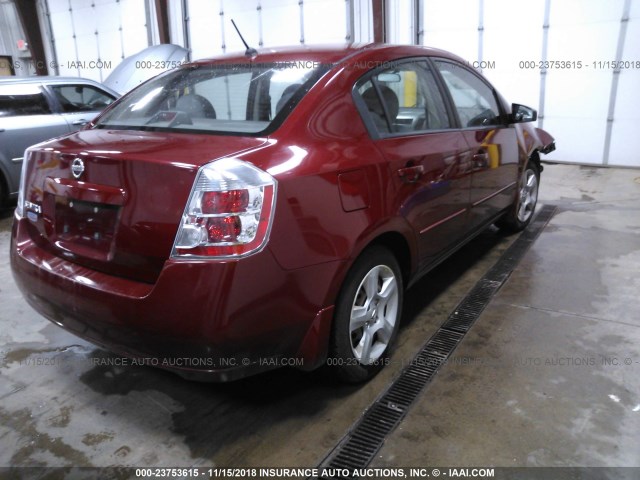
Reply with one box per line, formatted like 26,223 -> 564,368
71,158 -> 85,179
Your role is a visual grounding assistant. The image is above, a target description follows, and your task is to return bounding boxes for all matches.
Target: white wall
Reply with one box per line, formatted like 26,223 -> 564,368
419,0 -> 640,167
186,0 -> 360,61
353,0 -> 374,42
608,0 -> 640,167
40,0 -> 150,82
38,0 -> 367,82
386,0 -> 415,44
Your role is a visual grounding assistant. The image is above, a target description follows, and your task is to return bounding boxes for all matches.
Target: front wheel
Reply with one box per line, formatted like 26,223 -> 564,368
328,246 -> 403,383
496,160 -> 540,233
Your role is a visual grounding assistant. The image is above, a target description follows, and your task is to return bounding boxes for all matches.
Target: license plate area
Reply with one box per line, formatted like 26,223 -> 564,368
54,197 -> 120,261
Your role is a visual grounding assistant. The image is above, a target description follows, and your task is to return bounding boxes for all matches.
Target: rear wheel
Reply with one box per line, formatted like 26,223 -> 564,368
496,160 -> 540,232
328,246 -> 403,383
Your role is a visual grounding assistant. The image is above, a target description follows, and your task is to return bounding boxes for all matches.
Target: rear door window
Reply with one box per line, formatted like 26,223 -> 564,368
0,85 -> 51,117
355,61 -> 451,136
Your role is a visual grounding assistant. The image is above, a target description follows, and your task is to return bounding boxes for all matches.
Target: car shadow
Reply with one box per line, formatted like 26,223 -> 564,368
0,205 -> 14,219
79,350 -> 359,460
402,226 -> 506,326
0,204 -> 15,232
77,226 -> 510,460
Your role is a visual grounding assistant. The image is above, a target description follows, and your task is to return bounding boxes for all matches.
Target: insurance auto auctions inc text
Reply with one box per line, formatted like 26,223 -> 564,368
210,467 -> 495,478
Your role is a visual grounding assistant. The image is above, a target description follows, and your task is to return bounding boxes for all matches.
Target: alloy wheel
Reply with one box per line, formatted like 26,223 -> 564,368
517,168 -> 539,223
349,264 -> 399,364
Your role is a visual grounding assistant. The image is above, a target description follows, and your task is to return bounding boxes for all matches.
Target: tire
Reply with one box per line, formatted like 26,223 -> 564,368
328,246 -> 403,383
496,160 -> 540,233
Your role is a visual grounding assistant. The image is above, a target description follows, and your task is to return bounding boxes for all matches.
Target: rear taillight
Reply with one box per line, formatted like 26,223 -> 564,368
171,158 -> 277,259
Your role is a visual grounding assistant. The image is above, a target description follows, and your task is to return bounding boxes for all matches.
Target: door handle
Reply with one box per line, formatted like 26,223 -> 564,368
473,151 -> 489,168
72,119 -> 88,126
397,165 -> 424,183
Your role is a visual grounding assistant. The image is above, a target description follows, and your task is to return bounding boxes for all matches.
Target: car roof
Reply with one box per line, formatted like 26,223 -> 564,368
191,43 -> 463,66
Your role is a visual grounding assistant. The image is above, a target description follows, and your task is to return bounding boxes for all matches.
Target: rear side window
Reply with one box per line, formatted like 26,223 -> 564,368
356,61 -> 451,136
0,85 -> 51,117
434,60 -> 501,128
50,84 -> 115,113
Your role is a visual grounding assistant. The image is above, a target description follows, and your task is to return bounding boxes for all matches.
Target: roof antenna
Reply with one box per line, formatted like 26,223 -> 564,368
231,19 -> 258,57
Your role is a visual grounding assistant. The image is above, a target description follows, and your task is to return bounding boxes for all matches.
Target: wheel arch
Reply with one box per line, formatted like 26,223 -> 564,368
340,215 -> 417,292
324,235 -> 407,382
295,225 -> 416,370
529,149 -> 543,173
364,231 -> 412,287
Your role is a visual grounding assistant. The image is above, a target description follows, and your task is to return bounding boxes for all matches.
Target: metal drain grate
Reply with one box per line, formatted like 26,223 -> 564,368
423,329 -> 464,357
313,205 -> 557,479
442,279 -> 502,333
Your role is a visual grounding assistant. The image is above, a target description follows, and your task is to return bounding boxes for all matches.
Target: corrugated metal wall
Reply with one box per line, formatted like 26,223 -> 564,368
175,0 -> 371,61
0,0 -> 32,76
35,0 -> 372,78
421,0 -> 640,167
39,0 -> 150,82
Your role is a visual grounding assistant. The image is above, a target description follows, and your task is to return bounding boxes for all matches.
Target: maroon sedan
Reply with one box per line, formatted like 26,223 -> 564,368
11,44 -> 554,382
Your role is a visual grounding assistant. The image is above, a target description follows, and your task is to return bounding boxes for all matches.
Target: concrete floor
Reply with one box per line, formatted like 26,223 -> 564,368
1,164 -> 639,470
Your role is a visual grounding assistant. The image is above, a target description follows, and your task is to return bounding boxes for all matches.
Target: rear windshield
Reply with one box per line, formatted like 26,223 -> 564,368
95,62 -> 326,135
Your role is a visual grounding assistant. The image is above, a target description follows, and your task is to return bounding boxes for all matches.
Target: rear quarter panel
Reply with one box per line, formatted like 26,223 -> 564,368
251,51 -> 421,305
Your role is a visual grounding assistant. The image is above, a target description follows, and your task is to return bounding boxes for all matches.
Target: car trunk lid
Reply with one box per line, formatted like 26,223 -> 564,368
22,129 -> 267,283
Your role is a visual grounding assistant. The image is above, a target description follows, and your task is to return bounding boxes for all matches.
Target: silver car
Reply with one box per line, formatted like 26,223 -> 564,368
0,77 -> 119,203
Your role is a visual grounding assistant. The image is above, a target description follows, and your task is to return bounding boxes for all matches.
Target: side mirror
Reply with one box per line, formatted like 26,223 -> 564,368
511,103 -> 537,123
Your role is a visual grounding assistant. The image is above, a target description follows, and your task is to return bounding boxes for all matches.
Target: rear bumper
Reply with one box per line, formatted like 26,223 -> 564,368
10,216 -> 341,381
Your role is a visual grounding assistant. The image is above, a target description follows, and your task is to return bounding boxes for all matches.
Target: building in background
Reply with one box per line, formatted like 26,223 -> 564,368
0,0 -> 33,76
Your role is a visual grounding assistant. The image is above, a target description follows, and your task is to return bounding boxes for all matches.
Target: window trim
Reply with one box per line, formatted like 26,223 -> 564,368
371,76 -> 396,134
40,84 -> 66,114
